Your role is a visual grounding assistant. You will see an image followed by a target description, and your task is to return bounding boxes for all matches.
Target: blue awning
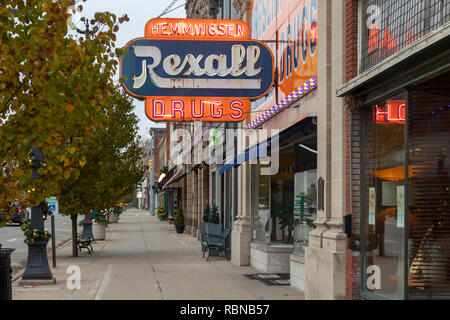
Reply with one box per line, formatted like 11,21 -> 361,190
219,117 -> 314,175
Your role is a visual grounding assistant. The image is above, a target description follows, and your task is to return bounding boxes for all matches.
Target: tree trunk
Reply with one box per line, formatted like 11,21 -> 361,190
71,214 -> 78,257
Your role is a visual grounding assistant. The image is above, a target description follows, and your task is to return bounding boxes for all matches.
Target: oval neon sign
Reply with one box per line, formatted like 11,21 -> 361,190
120,19 -> 274,122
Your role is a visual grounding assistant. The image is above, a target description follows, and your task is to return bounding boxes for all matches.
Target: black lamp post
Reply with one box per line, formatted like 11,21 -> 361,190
21,148 -> 54,282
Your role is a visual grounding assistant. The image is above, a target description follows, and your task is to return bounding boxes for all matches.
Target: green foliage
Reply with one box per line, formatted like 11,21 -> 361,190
209,204 -> 220,224
175,207 -> 184,225
21,218 -> 51,243
0,0 -> 128,224
58,89 -> 146,216
203,204 -> 219,224
94,214 -> 109,227
271,183 -> 294,243
203,204 -> 210,223
40,200 -> 52,220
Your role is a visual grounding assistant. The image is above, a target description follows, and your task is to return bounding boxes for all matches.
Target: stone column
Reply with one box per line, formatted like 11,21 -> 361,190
191,170 -> 199,237
197,165 -> 209,240
196,166 -> 202,240
305,0 -> 347,300
185,165 -> 193,234
182,167 -> 188,226
231,162 -> 252,266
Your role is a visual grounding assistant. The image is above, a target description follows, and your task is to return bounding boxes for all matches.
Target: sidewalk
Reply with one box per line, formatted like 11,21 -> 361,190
12,208 -> 304,300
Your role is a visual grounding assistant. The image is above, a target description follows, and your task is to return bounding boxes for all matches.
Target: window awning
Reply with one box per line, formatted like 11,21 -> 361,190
219,116 -> 314,175
162,165 -> 185,190
161,163 -> 204,189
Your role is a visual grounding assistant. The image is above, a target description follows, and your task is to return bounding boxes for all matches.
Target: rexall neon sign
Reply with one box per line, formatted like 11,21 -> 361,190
120,18 -> 274,122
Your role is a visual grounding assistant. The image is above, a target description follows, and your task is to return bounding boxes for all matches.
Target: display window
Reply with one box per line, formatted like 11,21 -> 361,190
251,133 -> 317,249
360,74 -> 450,299
362,92 -> 407,299
293,169 -> 317,252
293,140 -> 317,252
251,154 -> 295,244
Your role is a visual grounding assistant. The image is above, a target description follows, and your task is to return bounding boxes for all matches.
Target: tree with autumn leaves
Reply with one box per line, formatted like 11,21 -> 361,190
58,89 -> 146,256
0,0 -> 142,234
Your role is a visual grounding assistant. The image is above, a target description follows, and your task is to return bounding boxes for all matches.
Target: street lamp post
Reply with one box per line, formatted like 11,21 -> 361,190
21,148 -> 54,283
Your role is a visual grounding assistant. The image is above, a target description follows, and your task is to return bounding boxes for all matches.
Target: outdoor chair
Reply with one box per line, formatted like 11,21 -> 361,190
204,229 -> 230,261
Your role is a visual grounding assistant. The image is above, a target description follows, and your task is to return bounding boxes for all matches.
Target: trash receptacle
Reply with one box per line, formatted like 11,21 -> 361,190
0,245 -> 15,300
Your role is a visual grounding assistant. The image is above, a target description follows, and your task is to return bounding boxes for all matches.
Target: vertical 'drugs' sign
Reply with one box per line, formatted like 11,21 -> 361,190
120,18 -> 274,122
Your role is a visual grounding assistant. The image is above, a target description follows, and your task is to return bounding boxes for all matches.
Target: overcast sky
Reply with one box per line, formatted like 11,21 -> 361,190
78,0 -> 186,140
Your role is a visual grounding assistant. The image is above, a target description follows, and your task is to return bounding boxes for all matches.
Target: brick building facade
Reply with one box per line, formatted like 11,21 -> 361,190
340,0 -> 450,300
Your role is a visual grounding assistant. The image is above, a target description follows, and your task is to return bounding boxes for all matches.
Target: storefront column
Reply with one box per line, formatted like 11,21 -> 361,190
231,162 -> 252,266
198,165 -> 209,240
195,167 -> 204,240
185,165 -> 193,234
182,169 -> 187,227
305,0 -> 346,300
191,170 -> 199,237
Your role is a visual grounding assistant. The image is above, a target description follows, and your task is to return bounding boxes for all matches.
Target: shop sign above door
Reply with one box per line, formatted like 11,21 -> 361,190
120,19 -> 274,122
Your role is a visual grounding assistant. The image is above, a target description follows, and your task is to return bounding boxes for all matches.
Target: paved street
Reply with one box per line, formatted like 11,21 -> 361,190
0,214 -> 76,272
12,208 -> 304,300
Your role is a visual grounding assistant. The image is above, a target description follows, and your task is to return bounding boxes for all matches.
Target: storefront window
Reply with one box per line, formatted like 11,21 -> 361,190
362,93 -> 406,300
270,177 -> 294,243
252,164 -> 270,242
267,153 -> 295,244
293,169 -> 317,252
407,76 -> 450,299
251,154 -> 295,244
360,0 -> 450,73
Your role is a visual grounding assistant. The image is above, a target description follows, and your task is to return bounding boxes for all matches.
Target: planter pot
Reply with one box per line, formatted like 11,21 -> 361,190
81,221 -> 94,240
93,222 -> 106,240
158,215 -> 166,221
22,240 -> 53,280
175,224 -> 185,234
294,222 -> 313,252
109,212 -> 119,223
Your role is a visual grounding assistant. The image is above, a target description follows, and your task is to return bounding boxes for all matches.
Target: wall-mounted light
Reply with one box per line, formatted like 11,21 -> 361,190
158,173 -> 166,182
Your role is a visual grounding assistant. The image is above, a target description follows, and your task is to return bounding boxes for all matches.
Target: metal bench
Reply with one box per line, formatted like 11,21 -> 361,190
77,237 -> 93,254
203,229 -> 230,261
201,223 -> 222,258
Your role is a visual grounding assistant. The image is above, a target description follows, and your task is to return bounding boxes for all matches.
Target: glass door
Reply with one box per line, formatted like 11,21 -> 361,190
362,93 -> 407,300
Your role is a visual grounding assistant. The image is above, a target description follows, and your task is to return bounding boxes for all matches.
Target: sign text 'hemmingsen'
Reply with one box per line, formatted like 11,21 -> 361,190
120,19 -> 274,122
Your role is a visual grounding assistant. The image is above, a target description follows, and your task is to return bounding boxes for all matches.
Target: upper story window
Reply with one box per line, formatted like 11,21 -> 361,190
360,0 -> 450,73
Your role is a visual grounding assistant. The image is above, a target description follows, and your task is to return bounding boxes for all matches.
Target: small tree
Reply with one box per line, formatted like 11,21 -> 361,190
203,204 -> 210,223
59,89 -> 146,256
209,204 -> 220,224
0,1 -> 128,229
175,207 -> 184,225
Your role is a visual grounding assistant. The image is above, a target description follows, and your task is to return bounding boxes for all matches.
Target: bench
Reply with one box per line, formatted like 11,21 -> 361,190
200,222 -> 222,257
77,237 -> 93,254
203,229 -> 230,261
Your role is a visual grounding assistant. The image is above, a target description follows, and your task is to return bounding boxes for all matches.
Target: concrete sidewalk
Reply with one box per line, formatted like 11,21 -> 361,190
12,208 -> 304,300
